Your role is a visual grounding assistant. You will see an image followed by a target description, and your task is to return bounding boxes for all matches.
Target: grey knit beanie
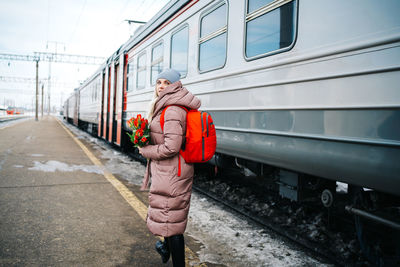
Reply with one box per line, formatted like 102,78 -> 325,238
156,68 -> 181,84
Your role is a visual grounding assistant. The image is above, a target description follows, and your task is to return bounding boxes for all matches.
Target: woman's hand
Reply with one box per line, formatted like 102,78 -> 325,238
138,147 -> 144,156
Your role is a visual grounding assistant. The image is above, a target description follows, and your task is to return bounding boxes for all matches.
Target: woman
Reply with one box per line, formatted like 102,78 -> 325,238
138,68 -> 201,266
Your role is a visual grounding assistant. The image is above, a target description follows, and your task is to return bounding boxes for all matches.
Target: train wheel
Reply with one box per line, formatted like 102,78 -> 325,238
352,187 -> 400,266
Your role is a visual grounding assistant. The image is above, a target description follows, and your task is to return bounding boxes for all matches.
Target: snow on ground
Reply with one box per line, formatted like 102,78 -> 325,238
187,194 -> 330,267
29,160 -> 103,174
61,119 -> 332,267
336,182 -> 348,193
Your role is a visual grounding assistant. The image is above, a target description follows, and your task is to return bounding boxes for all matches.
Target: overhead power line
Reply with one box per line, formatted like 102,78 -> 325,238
34,52 -> 105,64
0,76 -> 48,83
0,88 -> 36,95
0,88 -> 64,96
0,76 -> 78,88
0,52 -> 105,65
0,53 -> 38,62
69,0 -> 88,42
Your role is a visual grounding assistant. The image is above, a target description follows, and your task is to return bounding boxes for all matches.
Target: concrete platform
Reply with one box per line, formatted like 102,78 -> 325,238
0,116 -> 200,266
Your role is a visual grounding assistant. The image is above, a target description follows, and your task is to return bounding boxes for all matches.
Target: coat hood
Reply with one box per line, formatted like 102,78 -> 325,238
153,81 -> 201,117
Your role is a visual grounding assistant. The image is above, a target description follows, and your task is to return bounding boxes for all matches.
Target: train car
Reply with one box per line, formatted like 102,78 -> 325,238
78,73 -> 102,135
6,108 -> 14,115
120,0 -> 400,196
66,0 -> 400,263
63,99 -> 68,120
64,88 -> 79,126
5,106 -> 25,115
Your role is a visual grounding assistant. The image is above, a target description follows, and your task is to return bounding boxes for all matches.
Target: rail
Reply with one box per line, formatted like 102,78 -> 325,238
0,115 -> 31,122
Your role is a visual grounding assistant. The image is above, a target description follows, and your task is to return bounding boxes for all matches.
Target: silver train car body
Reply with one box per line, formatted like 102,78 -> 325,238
66,0 -> 400,198
64,89 -> 78,126
122,0 -> 400,197
78,73 -> 102,133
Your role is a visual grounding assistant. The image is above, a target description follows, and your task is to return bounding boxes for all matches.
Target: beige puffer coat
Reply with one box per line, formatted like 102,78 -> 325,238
140,81 -> 201,237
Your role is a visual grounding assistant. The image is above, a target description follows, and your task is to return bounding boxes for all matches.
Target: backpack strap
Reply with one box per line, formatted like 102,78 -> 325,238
160,105 -> 188,131
159,105 -> 189,177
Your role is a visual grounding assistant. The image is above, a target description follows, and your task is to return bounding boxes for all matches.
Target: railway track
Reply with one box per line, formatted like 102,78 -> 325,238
192,185 -> 340,266
192,172 -> 372,266
0,115 -> 30,122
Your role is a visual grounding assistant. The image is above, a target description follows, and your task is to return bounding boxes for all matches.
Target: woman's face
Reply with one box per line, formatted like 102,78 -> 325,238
156,79 -> 171,96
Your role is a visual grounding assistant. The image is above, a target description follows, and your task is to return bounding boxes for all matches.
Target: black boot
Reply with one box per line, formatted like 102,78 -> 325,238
155,237 -> 170,263
168,234 -> 185,267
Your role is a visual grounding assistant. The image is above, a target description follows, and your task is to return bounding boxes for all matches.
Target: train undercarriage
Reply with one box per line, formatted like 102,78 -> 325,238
206,153 -> 400,265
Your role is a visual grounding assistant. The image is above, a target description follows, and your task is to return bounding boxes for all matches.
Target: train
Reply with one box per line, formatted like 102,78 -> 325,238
4,106 -> 25,115
64,0 -> 400,263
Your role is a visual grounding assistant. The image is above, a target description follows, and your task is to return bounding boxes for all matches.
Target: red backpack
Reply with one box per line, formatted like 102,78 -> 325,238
160,105 -> 217,176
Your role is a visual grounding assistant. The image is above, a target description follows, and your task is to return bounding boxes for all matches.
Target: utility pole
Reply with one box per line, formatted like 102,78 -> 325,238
41,83 -> 44,117
48,58 -> 51,115
35,60 -> 39,121
60,91 -> 64,113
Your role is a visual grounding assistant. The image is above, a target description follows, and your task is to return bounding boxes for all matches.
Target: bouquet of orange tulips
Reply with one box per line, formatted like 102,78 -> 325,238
127,114 -> 150,148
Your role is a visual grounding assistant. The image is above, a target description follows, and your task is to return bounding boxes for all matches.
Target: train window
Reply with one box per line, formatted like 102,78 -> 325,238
170,26 -> 188,78
151,42 -> 164,85
126,62 -> 135,91
136,53 -> 146,89
245,0 -> 297,59
198,2 -> 227,72
248,0 -> 275,13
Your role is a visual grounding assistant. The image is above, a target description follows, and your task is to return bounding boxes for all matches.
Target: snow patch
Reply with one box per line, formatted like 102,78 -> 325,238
29,160 -> 103,174
186,193 -> 329,267
336,182 -> 348,193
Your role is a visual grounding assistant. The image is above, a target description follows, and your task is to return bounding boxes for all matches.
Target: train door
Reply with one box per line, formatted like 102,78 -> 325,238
107,64 -> 114,142
99,70 -> 105,137
65,100 -> 69,120
111,61 -> 122,146
103,66 -> 111,140
121,53 -> 129,148
73,90 -> 79,126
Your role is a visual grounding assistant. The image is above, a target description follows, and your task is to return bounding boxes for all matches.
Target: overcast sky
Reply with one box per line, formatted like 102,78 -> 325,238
0,0 -> 169,110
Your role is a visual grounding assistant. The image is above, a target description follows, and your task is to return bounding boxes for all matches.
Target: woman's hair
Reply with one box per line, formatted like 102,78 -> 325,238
146,88 -> 158,123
